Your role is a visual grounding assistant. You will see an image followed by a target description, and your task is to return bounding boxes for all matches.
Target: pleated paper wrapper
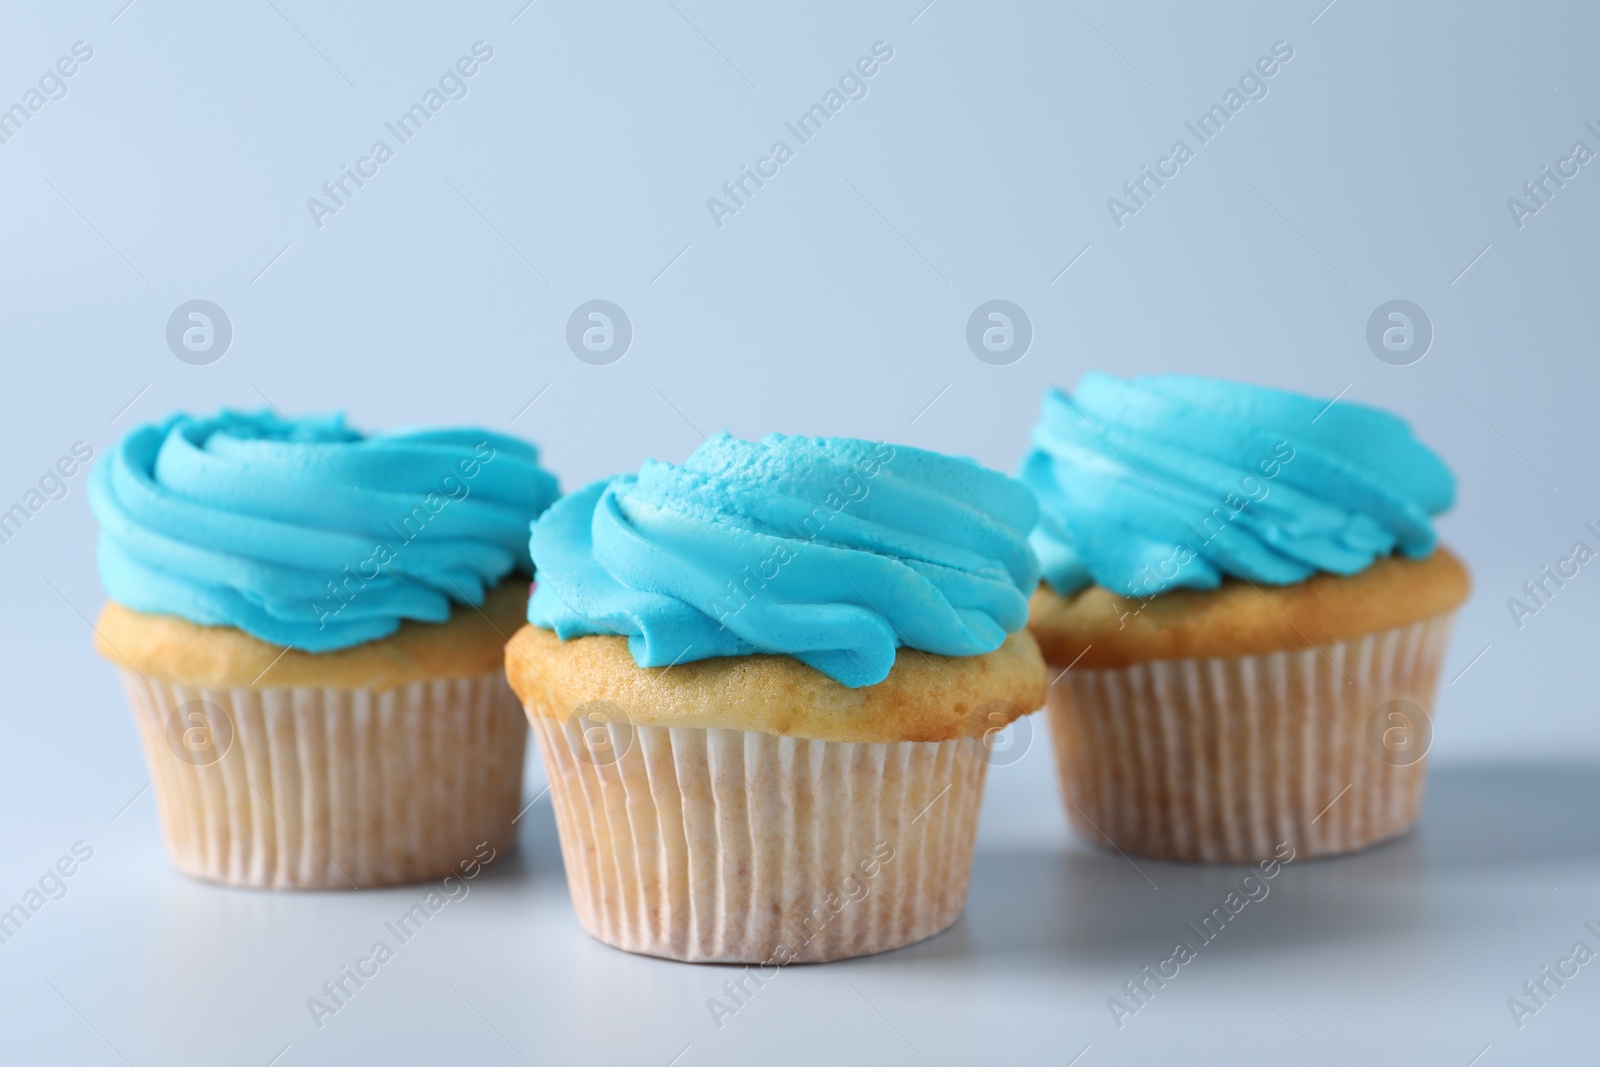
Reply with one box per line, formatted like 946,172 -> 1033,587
116,668 -> 527,889
530,714 -> 989,963
1046,615 -> 1456,864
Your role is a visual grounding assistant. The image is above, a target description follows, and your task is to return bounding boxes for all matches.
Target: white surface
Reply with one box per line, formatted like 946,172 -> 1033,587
2,724 -> 1596,1065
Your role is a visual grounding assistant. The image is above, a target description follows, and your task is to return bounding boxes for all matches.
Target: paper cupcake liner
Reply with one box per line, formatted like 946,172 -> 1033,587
1046,615 -> 1456,863
529,715 -> 988,963
116,668 -> 527,889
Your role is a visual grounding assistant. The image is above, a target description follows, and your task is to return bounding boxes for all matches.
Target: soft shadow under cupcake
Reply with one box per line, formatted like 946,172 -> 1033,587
892,757 -> 1599,970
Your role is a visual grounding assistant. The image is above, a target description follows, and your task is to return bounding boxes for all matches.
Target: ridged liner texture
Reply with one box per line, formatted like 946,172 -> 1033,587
116,669 -> 527,889
1046,615 -> 1456,863
529,715 -> 989,963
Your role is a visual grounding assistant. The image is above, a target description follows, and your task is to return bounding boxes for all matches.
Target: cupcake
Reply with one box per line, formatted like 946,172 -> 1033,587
505,433 -> 1046,963
89,411 -> 559,888
1021,374 -> 1469,863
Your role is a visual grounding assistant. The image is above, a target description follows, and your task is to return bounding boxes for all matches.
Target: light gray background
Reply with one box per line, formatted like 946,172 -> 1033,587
2,0 -> 1597,1063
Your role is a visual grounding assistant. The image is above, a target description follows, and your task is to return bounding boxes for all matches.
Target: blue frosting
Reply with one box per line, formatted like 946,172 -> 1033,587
527,432 -> 1040,687
1020,373 -> 1456,597
90,410 -> 559,651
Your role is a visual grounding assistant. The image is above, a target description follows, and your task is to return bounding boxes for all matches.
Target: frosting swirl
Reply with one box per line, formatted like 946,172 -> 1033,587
527,432 -> 1040,688
91,410 -> 559,651
1020,373 -> 1455,597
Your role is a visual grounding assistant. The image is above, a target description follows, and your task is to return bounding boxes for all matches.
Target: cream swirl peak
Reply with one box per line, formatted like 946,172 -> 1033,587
90,410 -> 558,651
1020,373 -> 1456,597
527,432 -> 1040,688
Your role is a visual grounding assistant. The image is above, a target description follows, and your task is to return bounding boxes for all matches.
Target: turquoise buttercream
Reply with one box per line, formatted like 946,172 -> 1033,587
527,432 -> 1040,688
90,410 -> 559,651
1020,373 -> 1456,597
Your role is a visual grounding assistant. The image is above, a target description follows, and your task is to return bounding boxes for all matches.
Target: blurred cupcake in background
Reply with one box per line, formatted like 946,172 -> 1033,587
90,410 -> 559,889
1021,374 -> 1469,863
506,433 -> 1046,963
